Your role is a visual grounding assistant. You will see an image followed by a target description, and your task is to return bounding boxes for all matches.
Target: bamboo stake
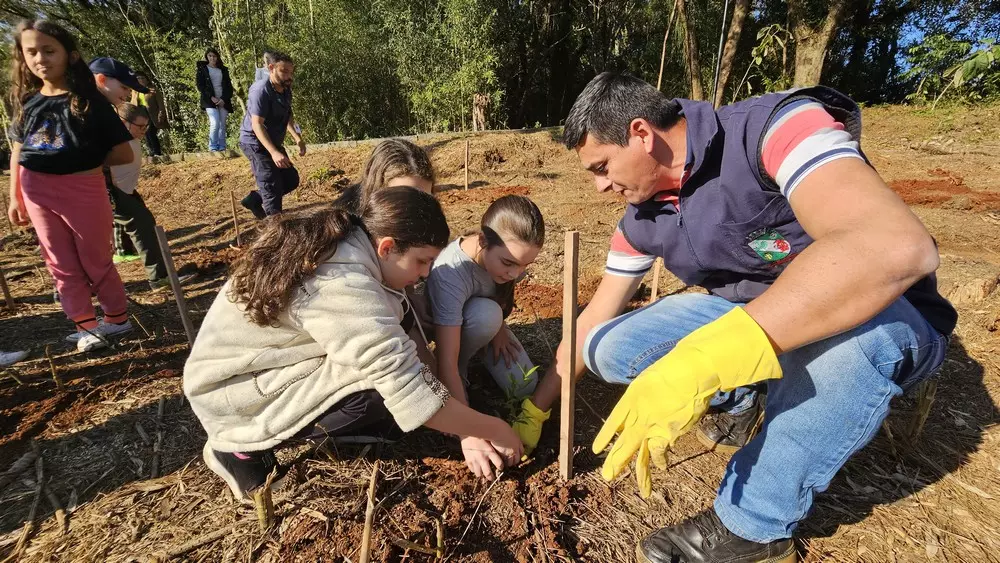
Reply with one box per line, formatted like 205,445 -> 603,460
45,345 -> 63,391
908,378 -> 938,442
41,448 -> 67,536
560,231 -> 579,480
0,266 -> 13,311
154,226 -> 196,346
150,397 -> 165,479
359,460 -> 380,563
229,191 -> 242,247
12,442 -> 44,558
253,468 -> 278,532
464,139 -> 470,191
649,260 -> 663,304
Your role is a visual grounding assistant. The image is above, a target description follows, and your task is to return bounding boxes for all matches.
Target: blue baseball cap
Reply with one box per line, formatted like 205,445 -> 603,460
88,57 -> 149,94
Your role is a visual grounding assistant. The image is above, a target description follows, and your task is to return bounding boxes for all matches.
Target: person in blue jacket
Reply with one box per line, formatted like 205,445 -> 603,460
513,72 -> 955,563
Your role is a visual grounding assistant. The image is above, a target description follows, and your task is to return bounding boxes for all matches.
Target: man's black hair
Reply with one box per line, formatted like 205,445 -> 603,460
270,51 -> 293,65
562,72 -> 681,149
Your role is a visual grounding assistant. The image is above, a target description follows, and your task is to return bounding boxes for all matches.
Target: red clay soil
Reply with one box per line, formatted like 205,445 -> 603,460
889,169 -> 1000,210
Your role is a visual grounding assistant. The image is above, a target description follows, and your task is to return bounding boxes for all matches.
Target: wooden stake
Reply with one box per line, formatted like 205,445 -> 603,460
559,231 -> 579,481
150,397 -> 165,479
649,258 -> 663,304
0,265 -> 13,311
45,345 -> 63,391
464,139 -> 470,191
359,460 -> 380,563
229,191 -> 242,247
154,226 -> 196,346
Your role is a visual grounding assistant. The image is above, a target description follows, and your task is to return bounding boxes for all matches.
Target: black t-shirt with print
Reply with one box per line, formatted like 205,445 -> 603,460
10,92 -> 132,175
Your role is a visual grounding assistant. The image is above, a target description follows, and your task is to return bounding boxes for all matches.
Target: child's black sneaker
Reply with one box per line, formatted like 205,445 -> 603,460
202,443 -> 285,501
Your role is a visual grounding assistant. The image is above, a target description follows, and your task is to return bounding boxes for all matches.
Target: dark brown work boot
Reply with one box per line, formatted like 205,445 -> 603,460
696,390 -> 765,454
636,509 -> 796,563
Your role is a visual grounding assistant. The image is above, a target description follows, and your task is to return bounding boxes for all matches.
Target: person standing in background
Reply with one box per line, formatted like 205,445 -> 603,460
196,48 -> 233,152
238,51 -> 305,218
254,50 -> 274,83
132,73 -> 167,156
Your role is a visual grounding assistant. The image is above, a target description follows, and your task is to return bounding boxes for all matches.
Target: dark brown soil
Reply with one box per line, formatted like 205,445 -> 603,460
1,105 -> 999,562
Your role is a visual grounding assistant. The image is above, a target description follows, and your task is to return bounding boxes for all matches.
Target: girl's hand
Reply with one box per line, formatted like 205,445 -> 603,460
461,436 -> 504,481
211,96 -> 221,105
489,326 -> 522,369
486,418 -> 524,466
7,199 -> 28,226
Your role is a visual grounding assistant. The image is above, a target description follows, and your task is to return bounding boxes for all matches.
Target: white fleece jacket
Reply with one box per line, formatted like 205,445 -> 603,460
183,229 -> 449,452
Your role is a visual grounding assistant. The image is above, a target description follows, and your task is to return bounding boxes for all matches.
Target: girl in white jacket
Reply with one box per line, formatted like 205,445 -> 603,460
184,187 -> 523,499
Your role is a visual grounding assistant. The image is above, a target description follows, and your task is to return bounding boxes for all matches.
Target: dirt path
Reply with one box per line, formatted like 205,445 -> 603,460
1,104 -> 998,562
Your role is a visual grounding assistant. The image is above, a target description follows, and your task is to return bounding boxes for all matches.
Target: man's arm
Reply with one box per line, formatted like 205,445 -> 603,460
530,273 -> 643,410
250,115 -> 292,168
251,115 -> 282,155
744,157 -> 939,353
287,116 -> 306,156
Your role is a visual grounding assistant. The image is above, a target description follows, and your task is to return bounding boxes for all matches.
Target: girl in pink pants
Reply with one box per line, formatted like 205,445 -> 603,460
7,20 -> 137,352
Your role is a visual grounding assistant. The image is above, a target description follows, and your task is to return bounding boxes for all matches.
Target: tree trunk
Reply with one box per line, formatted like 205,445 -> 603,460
788,0 -> 849,87
713,0 -> 749,108
656,0 -> 680,91
677,0 -> 704,100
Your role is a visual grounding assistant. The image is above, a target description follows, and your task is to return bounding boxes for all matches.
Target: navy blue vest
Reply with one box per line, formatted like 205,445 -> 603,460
620,87 -> 957,335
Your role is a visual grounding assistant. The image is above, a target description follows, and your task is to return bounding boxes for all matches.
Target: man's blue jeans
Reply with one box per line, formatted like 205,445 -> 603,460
583,293 -> 948,542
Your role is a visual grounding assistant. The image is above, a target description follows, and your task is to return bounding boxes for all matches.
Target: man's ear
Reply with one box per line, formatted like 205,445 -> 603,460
94,73 -> 106,87
628,118 -> 656,153
376,236 -> 396,258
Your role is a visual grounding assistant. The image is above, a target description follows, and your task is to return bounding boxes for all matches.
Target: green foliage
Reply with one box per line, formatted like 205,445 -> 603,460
733,24 -> 792,100
2,0 -> 998,152
904,34 -> 1000,105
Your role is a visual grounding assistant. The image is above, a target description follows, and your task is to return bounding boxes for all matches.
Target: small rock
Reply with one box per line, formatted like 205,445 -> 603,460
947,276 -> 999,305
943,195 -> 973,210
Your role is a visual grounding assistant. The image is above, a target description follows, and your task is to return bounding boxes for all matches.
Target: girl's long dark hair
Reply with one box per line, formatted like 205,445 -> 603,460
10,20 -> 99,124
229,187 -> 450,326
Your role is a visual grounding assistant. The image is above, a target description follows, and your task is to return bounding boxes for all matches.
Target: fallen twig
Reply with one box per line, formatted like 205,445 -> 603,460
131,313 -> 152,339
0,449 -> 38,492
445,471 -> 503,560
359,460 -> 381,563
149,519 -> 248,561
150,397 -> 166,478
390,536 -> 439,556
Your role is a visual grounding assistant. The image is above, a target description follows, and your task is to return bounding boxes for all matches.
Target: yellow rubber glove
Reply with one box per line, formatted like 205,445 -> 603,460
512,398 -> 551,455
592,307 -> 782,498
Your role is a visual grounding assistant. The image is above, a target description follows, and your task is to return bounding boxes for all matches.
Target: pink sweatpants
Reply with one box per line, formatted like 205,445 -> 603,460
19,168 -> 128,330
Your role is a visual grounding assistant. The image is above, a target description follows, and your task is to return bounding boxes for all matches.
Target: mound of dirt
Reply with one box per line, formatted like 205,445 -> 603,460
439,185 -> 531,206
889,169 -> 1000,210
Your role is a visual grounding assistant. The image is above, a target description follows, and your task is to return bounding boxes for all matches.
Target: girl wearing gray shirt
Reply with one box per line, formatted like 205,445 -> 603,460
426,195 -> 545,480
